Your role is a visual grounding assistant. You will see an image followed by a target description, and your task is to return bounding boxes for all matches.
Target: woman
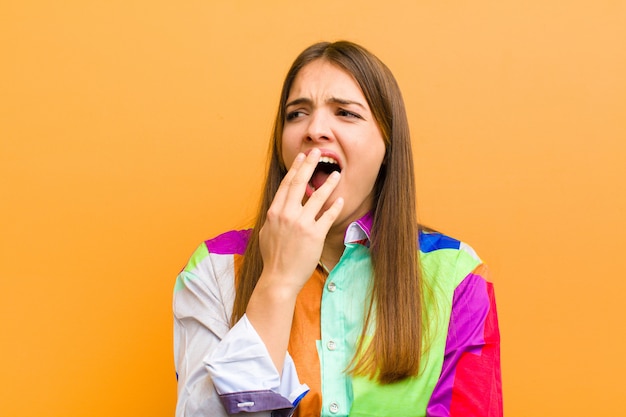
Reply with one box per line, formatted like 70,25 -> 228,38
174,41 -> 502,417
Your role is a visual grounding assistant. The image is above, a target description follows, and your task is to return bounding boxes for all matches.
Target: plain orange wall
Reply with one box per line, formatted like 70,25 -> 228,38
1,1 -> 625,416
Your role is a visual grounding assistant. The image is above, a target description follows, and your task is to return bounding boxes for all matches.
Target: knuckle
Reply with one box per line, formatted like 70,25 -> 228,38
282,171 -> 296,182
266,208 -> 279,221
290,176 -> 307,186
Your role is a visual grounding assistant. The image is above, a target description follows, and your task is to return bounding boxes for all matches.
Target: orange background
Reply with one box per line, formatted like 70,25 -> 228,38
1,1 -> 625,416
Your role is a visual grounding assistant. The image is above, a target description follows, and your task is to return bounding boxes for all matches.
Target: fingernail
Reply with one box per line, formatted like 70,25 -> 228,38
330,171 -> 340,180
295,153 -> 305,161
310,148 -> 321,157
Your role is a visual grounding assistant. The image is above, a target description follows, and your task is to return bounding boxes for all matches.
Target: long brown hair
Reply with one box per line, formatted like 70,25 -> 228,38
231,41 -> 423,384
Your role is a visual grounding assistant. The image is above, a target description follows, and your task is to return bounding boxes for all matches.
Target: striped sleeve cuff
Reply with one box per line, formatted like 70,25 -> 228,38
205,315 -> 309,414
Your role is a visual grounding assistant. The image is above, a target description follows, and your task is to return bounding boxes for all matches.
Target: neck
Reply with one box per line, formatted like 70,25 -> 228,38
321,226 -> 345,271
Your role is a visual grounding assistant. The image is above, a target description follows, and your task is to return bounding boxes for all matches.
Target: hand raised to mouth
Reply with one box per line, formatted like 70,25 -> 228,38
246,147 -> 344,375
259,147 -> 344,291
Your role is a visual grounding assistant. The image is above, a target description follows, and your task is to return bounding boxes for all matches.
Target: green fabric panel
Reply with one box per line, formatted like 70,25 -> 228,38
183,242 -> 209,273
320,243 -> 372,416
348,248 -> 480,416
174,243 -> 209,292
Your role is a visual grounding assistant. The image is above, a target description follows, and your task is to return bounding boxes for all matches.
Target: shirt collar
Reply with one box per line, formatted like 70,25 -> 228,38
344,212 -> 373,245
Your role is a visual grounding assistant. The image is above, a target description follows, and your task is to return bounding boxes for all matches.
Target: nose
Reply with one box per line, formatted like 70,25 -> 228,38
305,110 -> 332,142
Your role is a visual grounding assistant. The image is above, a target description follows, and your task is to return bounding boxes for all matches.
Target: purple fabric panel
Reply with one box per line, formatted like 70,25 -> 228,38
426,273 -> 490,417
218,390 -> 295,415
354,211 -> 373,238
205,229 -> 252,255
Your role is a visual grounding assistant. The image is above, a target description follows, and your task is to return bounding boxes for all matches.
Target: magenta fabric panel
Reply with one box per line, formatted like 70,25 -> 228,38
205,229 -> 251,255
426,272 -> 490,416
354,211 -> 373,237
449,281 -> 502,416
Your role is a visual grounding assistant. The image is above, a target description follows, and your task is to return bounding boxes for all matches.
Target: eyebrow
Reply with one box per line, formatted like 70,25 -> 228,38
285,96 -> 367,110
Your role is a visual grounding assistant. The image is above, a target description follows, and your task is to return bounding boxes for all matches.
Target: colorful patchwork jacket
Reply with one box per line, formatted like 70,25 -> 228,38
174,214 -> 502,416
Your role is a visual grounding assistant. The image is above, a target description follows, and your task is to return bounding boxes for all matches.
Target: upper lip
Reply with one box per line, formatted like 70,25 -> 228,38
304,148 -> 343,170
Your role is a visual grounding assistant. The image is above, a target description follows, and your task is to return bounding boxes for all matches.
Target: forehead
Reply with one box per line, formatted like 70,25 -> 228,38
287,59 -> 367,103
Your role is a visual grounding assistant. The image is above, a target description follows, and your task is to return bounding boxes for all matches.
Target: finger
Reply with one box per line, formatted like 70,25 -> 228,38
271,152 -> 306,208
282,152 -> 306,183
301,170 -> 341,218
286,148 -> 321,194
316,196 -> 344,231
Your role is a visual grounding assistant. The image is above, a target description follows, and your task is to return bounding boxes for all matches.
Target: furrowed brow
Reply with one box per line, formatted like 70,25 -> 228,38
285,97 -> 312,108
327,97 -> 367,109
285,97 -> 367,110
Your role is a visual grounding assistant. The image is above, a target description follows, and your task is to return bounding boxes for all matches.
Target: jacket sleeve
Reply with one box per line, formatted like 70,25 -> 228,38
173,244 -> 308,417
427,264 -> 503,417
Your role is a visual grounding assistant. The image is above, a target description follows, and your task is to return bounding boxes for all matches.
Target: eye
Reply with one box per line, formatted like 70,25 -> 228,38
286,110 -> 306,121
337,108 -> 362,119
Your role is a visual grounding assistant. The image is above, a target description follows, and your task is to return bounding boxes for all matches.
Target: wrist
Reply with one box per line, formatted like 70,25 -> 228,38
252,270 -> 303,303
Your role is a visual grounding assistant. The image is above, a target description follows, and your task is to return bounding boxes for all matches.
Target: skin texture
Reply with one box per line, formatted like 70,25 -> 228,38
246,59 -> 386,374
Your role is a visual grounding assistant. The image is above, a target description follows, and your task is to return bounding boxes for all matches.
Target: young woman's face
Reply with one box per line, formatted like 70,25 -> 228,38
281,59 -> 386,229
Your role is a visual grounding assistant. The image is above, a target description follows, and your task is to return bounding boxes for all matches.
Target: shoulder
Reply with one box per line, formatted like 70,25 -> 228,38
178,229 -> 251,274
175,229 -> 252,292
419,230 -> 480,261
174,231 -> 253,336
204,229 -> 252,255
419,230 -> 485,290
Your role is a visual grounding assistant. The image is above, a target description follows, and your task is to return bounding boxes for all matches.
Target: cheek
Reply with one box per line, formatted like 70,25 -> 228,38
375,140 -> 386,166
366,138 -> 387,178
350,144 -> 385,194
364,149 -> 386,193
280,133 -> 298,169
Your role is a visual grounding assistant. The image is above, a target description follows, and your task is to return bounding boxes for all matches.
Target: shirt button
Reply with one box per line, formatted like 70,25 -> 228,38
329,402 -> 339,414
327,282 -> 336,292
327,340 -> 336,351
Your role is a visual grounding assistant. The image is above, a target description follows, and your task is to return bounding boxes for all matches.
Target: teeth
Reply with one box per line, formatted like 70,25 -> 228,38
319,156 -> 338,165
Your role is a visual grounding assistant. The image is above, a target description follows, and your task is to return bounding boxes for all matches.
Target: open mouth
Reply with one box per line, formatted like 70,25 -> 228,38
309,156 -> 341,192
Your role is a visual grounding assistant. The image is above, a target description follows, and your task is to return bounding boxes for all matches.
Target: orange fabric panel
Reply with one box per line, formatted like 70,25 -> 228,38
288,267 -> 327,417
